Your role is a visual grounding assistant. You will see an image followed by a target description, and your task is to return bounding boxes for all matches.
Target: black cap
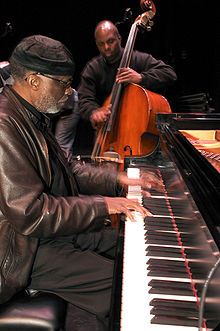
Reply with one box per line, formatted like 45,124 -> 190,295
10,35 -> 75,76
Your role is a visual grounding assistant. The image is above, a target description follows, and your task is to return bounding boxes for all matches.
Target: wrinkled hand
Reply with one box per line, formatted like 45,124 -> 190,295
104,196 -> 152,222
116,67 -> 142,85
90,105 -> 111,127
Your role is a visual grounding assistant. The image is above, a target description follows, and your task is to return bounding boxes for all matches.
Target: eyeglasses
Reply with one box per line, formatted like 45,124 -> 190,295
35,72 -> 73,89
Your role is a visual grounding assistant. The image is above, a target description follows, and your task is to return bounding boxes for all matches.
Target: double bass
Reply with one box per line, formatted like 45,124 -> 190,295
91,1 -> 172,169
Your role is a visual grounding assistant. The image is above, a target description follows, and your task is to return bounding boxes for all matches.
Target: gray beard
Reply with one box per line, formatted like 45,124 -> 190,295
44,105 -> 61,114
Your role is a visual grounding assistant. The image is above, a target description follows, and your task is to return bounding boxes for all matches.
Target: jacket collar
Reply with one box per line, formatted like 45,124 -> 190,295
9,86 -> 51,132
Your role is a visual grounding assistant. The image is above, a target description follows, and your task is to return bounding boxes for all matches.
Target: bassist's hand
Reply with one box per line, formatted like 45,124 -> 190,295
116,67 -> 142,85
90,105 -> 111,128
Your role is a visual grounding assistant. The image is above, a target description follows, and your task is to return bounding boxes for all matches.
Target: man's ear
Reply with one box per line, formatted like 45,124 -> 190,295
26,74 -> 39,90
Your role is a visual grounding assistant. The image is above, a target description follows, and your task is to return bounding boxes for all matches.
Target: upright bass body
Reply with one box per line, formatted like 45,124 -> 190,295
95,83 -> 171,162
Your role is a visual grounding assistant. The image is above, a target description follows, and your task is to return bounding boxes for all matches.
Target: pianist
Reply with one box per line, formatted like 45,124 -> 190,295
0,34 -> 162,331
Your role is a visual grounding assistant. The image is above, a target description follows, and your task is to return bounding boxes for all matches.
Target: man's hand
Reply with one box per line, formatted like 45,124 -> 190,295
90,105 -> 111,127
104,196 -> 152,222
117,170 -> 164,193
116,67 -> 142,85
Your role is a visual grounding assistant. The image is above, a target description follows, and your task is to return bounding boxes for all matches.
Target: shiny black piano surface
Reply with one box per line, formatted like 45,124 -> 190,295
109,113 -> 220,331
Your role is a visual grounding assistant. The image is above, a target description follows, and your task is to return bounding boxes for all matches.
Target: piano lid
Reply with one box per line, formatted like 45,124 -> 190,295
156,113 -> 220,131
156,112 -> 220,248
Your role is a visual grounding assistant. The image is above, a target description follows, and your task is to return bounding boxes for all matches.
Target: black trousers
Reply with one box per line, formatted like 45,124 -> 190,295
29,228 -> 117,330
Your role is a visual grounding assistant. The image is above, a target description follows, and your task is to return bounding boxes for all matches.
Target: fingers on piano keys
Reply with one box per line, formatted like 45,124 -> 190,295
126,167 -> 144,222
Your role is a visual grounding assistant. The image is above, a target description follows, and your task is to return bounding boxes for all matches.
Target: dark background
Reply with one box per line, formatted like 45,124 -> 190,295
0,0 -> 218,106
1,0 -> 218,154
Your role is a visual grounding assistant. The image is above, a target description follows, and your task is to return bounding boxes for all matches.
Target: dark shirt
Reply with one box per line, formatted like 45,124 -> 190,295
78,49 -> 177,120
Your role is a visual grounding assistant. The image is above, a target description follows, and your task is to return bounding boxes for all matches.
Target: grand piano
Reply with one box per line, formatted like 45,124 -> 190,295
109,113 -> 220,331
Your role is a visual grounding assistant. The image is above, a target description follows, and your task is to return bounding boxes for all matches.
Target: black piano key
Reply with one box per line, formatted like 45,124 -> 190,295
147,258 -> 213,271
147,264 -> 188,272
145,216 -> 173,223
147,260 -> 187,270
147,258 -> 184,265
178,233 -> 205,244
145,230 -> 179,236
148,267 -> 207,279
145,221 -> 195,232
150,315 -> 198,327
147,269 -> 189,278
148,279 -> 190,289
145,230 -> 200,244
143,201 -> 192,217
144,199 -> 187,210
145,234 -> 179,242
146,244 -> 209,259
149,287 -> 193,296
144,199 -> 168,206
148,279 -> 203,296
146,246 -> 183,258
147,257 -> 186,272
146,237 -> 180,245
148,279 -> 195,296
150,306 -> 198,318
169,200 -> 191,209
145,222 -> 173,230
146,250 -> 182,258
147,259 -> 211,279
149,232 -> 197,244
144,216 -> 199,228
150,298 -> 198,310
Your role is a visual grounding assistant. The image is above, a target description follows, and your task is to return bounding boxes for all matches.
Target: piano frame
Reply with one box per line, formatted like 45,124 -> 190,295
109,113 -> 220,331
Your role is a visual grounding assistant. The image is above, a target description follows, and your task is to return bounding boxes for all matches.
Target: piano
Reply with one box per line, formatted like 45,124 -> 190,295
109,113 -> 220,331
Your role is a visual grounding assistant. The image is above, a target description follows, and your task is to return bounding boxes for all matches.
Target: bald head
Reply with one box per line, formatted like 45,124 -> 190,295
94,21 -> 120,40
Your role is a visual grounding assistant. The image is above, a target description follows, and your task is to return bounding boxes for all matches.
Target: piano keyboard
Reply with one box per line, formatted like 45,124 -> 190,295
119,166 -> 218,331
121,219 -> 200,331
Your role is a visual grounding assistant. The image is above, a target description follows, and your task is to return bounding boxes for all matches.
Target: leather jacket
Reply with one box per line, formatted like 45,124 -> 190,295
0,86 -> 118,303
